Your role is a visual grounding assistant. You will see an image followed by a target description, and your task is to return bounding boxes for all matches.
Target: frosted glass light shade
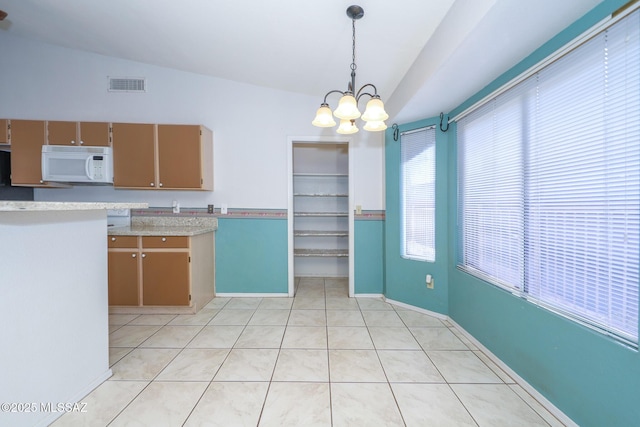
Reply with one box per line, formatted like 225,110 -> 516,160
361,97 -> 389,122
333,94 -> 361,120
312,105 -> 337,127
363,120 -> 387,132
336,119 -> 359,134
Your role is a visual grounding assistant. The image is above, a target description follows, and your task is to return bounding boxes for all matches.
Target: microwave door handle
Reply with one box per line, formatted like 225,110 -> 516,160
85,156 -> 94,180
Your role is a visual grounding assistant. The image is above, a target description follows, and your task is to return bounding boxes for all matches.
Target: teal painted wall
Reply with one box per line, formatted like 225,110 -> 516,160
215,217 -> 288,294
354,219 -> 385,294
215,216 -> 386,295
384,118 -> 449,314
445,1 -> 640,426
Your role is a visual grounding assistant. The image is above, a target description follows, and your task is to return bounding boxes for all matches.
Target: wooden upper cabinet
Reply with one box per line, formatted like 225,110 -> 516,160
0,119 -> 8,144
157,124 -> 213,190
111,123 -> 156,188
47,121 -> 110,146
9,120 -> 50,186
79,122 -> 110,146
47,121 -> 77,145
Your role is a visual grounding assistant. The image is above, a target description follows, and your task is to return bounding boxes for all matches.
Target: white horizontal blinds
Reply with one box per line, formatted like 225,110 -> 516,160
526,10 -> 639,342
401,127 -> 436,262
457,80 -> 531,289
458,8 -> 639,344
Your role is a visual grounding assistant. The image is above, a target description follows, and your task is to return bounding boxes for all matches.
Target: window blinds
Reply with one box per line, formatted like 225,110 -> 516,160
458,9 -> 639,344
401,127 -> 436,262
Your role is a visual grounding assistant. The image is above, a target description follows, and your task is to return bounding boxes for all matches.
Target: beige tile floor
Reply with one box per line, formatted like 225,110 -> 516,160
53,277 -> 567,426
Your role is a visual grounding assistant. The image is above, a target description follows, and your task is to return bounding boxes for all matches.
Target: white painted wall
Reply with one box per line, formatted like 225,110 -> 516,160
0,34 -> 385,211
0,209 -> 111,427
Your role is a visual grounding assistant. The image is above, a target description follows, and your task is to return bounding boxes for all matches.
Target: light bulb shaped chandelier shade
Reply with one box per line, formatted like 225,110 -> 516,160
337,119 -> 359,134
333,94 -> 361,120
363,120 -> 387,132
311,5 -> 388,133
312,104 -> 337,127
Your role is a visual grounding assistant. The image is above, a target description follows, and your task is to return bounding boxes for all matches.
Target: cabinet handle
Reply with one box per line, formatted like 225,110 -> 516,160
159,183 -> 163,187
79,140 -> 84,145
131,253 -> 136,258
111,237 -> 116,241
150,183 -> 155,187
70,140 -> 76,144
161,237 -> 167,242
141,253 -> 146,258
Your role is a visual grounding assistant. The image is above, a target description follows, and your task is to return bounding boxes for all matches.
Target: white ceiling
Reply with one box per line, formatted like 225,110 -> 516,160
0,0 -> 602,123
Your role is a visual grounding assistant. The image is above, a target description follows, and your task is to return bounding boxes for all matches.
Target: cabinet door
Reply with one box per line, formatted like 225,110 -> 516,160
0,119 -> 8,144
10,120 -> 48,186
112,123 -> 156,188
79,122 -> 110,146
108,251 -> 140,306
157,124 -> 203,189
47,121 -> 78,145
142,252 -> 190,306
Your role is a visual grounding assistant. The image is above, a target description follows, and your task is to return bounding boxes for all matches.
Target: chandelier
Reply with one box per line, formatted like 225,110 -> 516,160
312,5 -> 388,134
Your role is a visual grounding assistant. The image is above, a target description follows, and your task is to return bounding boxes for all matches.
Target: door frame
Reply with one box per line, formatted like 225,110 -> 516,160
287,136 -> 355,297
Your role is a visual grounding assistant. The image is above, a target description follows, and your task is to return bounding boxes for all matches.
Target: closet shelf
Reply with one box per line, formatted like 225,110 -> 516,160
294,249 -> 349,257
294,212 -> 349,217
294,230 -> 349,237
294,193 -> 348,197
293,173 -> 348,177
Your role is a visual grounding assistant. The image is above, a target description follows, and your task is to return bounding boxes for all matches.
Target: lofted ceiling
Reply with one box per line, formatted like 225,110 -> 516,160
0,0 -> 602,123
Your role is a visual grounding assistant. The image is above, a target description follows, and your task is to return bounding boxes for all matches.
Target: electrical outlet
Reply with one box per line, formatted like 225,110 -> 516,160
356,204 -> 362,215
426,274 -> 434,289
221,204 -> 228,214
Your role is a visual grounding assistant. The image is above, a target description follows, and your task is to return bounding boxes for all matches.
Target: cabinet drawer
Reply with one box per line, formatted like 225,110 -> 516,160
108,235 -> 139,248
142,236 -> 189,248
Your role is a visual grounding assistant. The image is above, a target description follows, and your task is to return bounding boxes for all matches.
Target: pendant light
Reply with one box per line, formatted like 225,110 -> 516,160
312,5 -> 388,132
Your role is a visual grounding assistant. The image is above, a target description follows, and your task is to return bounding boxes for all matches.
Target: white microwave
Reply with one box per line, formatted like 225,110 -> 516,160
42,145 -> 114,184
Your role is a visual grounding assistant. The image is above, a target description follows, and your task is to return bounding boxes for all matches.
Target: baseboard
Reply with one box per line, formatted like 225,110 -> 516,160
215,293 -> 289,298
354,293 -> 385,299
39,368 -> 112,427
383,297 -> 448,320
447,318 -> 578,427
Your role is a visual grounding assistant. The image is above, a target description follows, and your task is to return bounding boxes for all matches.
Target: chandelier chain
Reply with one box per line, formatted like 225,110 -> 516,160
351,18 -> 357,72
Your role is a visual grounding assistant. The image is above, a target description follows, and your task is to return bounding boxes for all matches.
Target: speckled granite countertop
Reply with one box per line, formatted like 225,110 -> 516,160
108,216 -> 217,236
0,201 -> 148,211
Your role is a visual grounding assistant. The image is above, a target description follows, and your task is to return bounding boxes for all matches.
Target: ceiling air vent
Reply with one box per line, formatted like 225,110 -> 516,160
108,77 -> 146,93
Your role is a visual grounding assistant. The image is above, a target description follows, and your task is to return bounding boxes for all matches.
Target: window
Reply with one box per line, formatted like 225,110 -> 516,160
401,126 -> 436,262
458,9 -> 639,345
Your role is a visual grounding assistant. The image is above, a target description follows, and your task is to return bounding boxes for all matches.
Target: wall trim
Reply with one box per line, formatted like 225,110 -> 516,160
447,317 -> 579,427
354,210 -> 385,221
384,297 -> 448,320
44,369 -> 113,427
215,293 -> 290,298
132,208 -> 287,219
387,296 -> 576,426
355,293 -> 385,299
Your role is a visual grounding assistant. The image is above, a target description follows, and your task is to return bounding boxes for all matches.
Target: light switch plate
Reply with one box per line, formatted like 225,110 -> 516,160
221,204 -> 228,214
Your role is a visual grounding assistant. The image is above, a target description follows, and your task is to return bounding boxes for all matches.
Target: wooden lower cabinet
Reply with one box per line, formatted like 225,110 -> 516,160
108,251 -> 139,306
142,252 -> 190,306
107,232 -> 215,314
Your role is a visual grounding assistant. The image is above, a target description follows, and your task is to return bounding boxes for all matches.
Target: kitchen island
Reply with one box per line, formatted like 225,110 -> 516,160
0,201 -> 146,427
107,215 -> 217,314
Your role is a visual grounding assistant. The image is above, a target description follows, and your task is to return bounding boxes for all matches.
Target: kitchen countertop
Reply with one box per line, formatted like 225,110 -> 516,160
108,224 -> 216,236
0,201 -> 148,211
108,215 -> 217,236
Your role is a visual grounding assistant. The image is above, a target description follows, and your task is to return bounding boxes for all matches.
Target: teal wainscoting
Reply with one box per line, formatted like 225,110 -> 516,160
446,1 -> 639,426
354,217 -> 385,294
384,118 -> 449,314
215,216 -> 288,294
